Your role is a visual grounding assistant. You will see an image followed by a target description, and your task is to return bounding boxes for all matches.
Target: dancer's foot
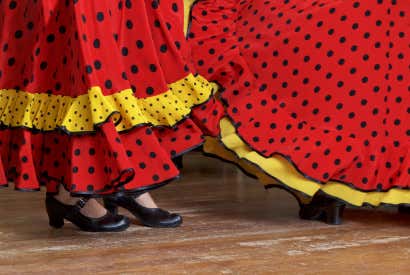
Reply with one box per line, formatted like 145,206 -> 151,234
53,187 -> 107,218
47,187 -> 130,232
104,192 -> 183,228
299,191 -> 346,225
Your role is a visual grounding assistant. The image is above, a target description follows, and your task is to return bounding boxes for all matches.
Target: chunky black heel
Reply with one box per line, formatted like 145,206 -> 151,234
103,199 -> 119,216
299,192 -> 346,225
103,194 -> 183,228
45,195 -> 130,232
48,216 -> 65,229
325,204 -> 345,225
46,201 -> 65,229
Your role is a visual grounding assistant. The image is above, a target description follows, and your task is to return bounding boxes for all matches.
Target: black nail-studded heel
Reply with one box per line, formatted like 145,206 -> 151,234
45,195 -> 130,232
103,194 -> 183,228
299,192 -> 346,225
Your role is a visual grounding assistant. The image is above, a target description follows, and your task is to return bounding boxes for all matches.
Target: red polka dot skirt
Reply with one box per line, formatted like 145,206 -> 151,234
0,0 -> 218,196
188,0 -> 410,206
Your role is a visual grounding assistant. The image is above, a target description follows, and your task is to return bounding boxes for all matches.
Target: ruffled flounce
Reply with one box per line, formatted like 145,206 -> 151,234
204,118 -> 410,207
0,74 -> 216,133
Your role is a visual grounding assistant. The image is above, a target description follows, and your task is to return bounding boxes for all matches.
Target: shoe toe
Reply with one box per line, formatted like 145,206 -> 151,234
160,213 -> 183,227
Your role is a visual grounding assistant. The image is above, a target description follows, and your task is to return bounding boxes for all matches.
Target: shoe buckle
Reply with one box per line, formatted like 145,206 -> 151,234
75,198 -> 90,209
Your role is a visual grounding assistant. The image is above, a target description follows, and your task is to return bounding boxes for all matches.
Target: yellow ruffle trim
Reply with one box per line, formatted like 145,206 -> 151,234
204,117 -> 410,207
0,74 -> 216,133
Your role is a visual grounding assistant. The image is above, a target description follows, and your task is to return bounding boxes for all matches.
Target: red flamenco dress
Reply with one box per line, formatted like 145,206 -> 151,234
188,0 -> 410,208
0,0 -> 218,196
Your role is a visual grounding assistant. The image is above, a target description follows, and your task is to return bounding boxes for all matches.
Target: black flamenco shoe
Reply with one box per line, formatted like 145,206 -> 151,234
299,192 -> 346,225
45,196 -> 130,232
103,194 -> 183,228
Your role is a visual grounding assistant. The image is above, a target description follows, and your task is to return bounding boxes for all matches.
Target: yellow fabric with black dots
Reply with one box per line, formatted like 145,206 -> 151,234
0,74 -> 216,133
204,117 -> 410,207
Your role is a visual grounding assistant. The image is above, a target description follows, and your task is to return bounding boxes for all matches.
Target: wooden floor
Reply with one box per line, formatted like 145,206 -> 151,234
0,153 -> 409,274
